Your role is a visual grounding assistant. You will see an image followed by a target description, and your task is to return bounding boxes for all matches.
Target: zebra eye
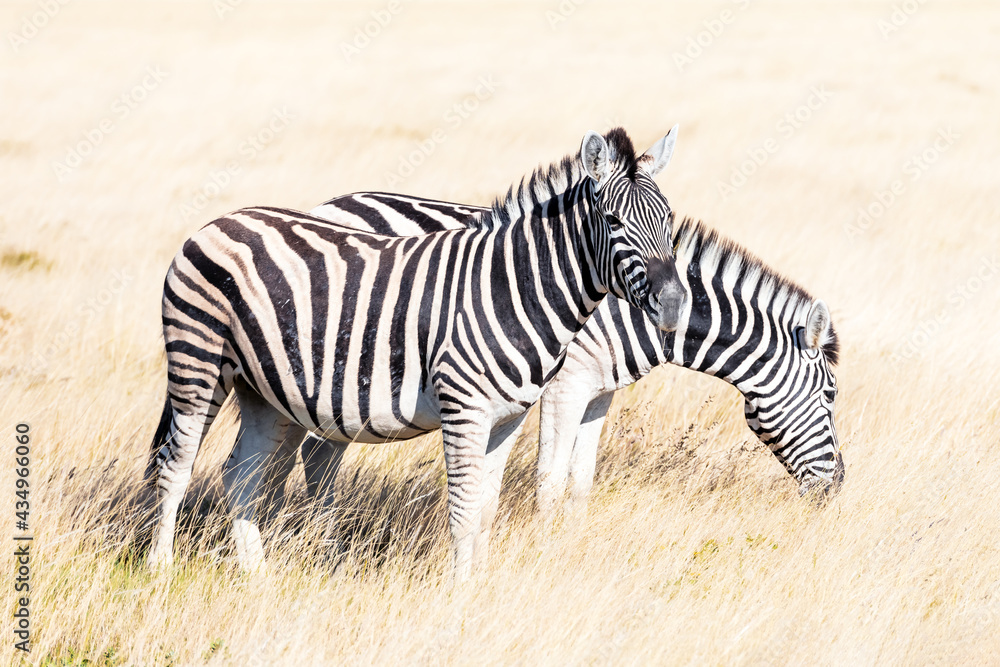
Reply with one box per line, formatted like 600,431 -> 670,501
606,215 -> 624,228
823,389 -> 837,403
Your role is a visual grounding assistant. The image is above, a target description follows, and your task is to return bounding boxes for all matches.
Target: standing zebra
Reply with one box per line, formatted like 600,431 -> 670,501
292,194 -> 844,521
147,128 -> 686,577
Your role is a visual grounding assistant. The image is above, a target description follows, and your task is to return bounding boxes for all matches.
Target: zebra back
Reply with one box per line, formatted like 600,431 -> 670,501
308,193 -> 671,390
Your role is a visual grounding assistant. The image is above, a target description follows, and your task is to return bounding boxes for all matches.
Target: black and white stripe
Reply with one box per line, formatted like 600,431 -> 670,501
146,128 -> 684,576
298,196 -> 844,518
567,220 -> 844,500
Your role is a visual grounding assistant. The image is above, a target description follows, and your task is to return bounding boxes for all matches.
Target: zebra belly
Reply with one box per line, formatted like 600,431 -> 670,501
230,334 -> 443,445
196,217 -> 454,444
194,209 -> 554,445
311,385 -> 443,444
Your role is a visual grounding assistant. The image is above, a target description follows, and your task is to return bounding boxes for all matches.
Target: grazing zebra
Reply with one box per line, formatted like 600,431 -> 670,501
291,194 -> 844,521
147,127 -> 686,577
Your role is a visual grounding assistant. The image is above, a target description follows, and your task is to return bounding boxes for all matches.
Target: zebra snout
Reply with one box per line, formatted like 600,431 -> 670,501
798,452 -> 845,503
645,256 -> 687,332
830,450 -> 846,492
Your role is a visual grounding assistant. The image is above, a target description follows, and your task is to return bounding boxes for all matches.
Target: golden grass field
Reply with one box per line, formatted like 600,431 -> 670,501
1,0 -> 999,664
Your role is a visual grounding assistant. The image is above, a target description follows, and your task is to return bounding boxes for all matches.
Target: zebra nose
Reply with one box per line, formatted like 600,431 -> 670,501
798,452 -> 845,503
645,256 -> 687,332
831,451 -> 846,491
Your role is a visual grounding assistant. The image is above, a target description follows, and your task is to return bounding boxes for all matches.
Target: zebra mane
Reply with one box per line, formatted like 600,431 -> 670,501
475,128 -> 639,230
672,218 -> 840,365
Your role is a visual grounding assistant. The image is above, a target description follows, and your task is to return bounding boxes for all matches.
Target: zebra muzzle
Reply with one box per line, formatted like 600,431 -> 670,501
645,256 -> 687,332
798,452 -> 845,502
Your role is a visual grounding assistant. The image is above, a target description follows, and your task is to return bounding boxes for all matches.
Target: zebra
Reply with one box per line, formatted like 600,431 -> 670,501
147,127 -> 687,577
290,194 -> 844,522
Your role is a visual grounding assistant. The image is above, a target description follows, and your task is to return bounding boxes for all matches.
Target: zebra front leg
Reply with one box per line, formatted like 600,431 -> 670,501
566,392 -> 614,519
537,381 -> 592,523
439,404 -> 491,582
472,413 -> 528,570
222,380 -> 295,572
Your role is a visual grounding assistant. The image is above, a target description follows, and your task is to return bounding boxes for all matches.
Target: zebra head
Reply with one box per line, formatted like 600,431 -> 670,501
743,299 -> 845,498
580,126 -> 687,331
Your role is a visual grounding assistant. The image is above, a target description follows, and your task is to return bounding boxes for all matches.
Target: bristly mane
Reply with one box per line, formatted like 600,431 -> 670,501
472,127 -> 640,230
672,218 -> 840,365
604,127 -> 639,180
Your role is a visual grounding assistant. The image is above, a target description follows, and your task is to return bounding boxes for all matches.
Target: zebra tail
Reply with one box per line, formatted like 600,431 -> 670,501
145,396 -> 172,485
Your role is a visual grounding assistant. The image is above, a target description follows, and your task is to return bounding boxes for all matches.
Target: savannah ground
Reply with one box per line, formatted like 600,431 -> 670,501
1,0 -> 998,664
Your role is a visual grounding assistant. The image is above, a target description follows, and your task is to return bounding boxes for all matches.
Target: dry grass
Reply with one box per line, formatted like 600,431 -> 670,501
1,0 -> 999,664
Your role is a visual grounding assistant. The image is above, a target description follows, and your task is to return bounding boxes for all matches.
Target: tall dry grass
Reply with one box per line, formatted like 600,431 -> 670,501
1,0 -> 998,664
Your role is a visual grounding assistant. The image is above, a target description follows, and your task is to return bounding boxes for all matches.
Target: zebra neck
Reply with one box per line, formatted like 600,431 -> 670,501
483,181 -> 608,369
663,267 -> 774,394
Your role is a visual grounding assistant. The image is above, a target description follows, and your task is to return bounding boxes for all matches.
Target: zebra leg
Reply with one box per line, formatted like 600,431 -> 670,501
472,413 -> 528,570
148,408 -> 224,569
301,435 -> 349,508
438,401 -> 491,582
566,392 -> 614,518
148,352 -> 231,570
536,381 -> 592,522
299,435 -> 349,562
221,378 -> 295,572
260,422 -> 309,524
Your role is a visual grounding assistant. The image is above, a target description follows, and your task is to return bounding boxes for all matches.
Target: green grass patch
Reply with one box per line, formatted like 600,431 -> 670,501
1,248 -> 52,272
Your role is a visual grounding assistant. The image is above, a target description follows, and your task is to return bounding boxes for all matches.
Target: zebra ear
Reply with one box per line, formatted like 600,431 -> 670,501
581,131 -> 610,183
640,124 -> 678,177
805,300 -> 831,350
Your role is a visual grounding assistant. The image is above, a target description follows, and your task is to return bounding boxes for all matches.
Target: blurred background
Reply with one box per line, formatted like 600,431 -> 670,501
2,1 -> 997,372
1,1 -> 998,664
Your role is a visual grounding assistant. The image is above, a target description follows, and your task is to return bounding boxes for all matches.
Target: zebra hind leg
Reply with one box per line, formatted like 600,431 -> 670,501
259,422 -> 308,525
301,434 -> 349,509
300,435 -> 349,563
222,377 -> 296,572
145,397 -> 173,485
148,360 -> 231,570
